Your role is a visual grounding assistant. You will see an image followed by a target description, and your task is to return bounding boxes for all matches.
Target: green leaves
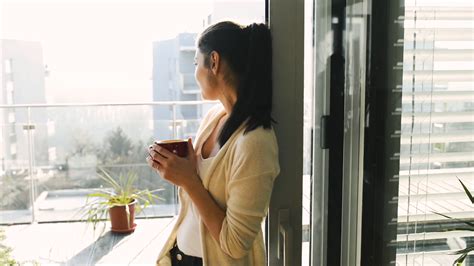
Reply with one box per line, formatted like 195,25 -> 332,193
433,212 -> 474,228
452,246 -> 474,266
454,253 -> 467,266
458,177 -> 474,204
81,168 -> 164,231
435,177 -> 474,266
0,228 -> 17,266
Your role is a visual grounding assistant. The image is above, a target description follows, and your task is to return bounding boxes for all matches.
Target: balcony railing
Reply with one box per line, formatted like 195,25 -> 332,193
0,101 -> 218,225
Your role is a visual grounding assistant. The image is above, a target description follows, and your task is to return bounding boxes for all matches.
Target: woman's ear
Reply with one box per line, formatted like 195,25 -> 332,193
210,51 -> 220,75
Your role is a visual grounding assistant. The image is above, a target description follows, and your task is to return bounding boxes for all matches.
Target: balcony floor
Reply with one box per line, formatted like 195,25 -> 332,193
3,218 -> 176,265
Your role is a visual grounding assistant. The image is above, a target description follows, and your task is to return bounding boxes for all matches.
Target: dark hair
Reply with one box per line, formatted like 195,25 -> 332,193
197,21 -> 274,146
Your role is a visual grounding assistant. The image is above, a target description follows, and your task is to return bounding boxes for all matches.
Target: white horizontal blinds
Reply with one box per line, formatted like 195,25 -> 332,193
398,0 -> 474,265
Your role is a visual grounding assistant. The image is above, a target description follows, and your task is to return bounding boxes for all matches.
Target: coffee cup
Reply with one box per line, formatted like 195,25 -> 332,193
155,139 -> 188,157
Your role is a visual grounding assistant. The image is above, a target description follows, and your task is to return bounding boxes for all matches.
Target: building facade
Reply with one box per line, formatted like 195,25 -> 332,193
0,39 -> 48,173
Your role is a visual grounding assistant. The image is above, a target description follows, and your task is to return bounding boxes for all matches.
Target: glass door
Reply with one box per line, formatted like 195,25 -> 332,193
291,0 -> 355,265
305,0 -> 334,265
359,0 -> 474,265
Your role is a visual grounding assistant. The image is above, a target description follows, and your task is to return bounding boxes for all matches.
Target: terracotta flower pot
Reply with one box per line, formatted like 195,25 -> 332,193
109,199 -> 137,233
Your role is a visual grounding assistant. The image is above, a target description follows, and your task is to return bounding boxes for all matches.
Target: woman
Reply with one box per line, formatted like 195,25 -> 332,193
147,21 -> 280,266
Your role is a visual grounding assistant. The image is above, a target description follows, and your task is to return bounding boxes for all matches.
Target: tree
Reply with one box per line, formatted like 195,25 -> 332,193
71,129 -> 98,157
99,127 -> 133,164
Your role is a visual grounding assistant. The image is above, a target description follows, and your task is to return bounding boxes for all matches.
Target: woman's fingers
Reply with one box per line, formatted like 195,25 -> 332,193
187,138 -> 196,160
146,155 -> 161,171
146,141 -> 198,187
151,143 -> 176,158
149,148 -> 167,165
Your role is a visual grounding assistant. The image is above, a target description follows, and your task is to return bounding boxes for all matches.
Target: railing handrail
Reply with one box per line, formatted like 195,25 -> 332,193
0,100 -> 219,109
0,99 -> 220,224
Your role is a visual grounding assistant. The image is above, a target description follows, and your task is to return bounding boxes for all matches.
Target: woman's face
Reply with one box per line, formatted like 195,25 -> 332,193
194,50 -> 219,100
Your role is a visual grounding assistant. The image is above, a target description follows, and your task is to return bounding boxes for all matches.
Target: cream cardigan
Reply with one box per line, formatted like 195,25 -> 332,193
156,104 -> 280,266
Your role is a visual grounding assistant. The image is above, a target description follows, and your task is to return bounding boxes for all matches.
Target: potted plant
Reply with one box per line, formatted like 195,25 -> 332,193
82,168 -> 163,234
0,229 -> 16,266
435,177 -> 474,266
0,229 -> 39,265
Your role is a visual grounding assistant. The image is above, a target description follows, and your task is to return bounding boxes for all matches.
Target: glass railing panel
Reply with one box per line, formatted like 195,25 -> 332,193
0,108 -> 34,224
0,102 -> 217,224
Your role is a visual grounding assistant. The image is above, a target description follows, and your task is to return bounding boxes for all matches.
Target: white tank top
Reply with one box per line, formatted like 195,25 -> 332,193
176,143 -> 219,257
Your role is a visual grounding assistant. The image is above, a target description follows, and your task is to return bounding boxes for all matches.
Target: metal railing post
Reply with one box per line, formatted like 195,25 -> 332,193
172,104 -> 177,139
25,107 -> 36,223
171,103 -> 179,214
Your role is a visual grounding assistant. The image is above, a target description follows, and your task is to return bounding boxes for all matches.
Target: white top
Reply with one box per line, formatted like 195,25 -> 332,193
176,143 -> 220,257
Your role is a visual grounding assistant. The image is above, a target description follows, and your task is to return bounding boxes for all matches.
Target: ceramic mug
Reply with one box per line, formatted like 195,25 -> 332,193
154,139 -> 188,157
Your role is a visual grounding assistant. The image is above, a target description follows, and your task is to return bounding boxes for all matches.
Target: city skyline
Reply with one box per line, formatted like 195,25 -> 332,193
1,0 -> 214,103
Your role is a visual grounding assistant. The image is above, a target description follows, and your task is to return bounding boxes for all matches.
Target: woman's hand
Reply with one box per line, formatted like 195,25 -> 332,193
148,138 -> 226,245
146,138 -> 200,189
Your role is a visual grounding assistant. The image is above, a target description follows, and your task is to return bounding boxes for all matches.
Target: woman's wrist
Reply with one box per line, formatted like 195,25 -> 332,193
182,173 -> 202,192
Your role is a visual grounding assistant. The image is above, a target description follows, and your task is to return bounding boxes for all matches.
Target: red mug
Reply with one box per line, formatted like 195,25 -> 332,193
155,139 -> 188,157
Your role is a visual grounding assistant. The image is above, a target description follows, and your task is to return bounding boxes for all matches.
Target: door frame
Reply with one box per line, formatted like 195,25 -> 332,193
267,0 -> 305,265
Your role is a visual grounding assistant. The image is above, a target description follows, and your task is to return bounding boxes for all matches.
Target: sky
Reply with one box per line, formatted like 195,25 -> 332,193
0,0 -> 214,102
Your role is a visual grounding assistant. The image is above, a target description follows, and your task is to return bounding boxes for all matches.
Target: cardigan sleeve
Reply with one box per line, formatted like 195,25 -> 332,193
219,128 -> 280,259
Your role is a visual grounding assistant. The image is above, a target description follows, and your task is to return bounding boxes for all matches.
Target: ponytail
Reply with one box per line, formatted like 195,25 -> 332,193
197,21 -> 274,147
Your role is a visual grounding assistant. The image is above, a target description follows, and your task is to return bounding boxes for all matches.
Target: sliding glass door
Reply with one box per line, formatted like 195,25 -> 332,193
360,0 -> 474,265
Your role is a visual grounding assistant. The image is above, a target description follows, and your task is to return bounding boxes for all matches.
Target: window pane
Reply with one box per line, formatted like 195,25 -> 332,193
303,0 -> 315,264
0,1 -> 264,224
397,0 -> 474,265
